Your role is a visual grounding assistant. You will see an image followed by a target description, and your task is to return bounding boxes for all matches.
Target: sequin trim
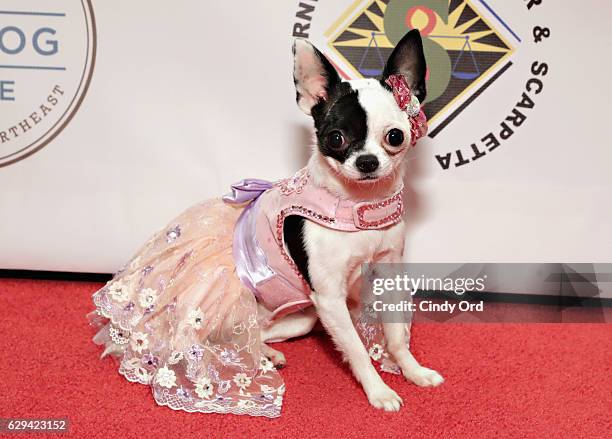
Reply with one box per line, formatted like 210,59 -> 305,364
355,190 -> 404,229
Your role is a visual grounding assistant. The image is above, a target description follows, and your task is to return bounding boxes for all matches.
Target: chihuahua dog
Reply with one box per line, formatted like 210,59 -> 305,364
259,30 -> 443,412
91,29 -> 442,417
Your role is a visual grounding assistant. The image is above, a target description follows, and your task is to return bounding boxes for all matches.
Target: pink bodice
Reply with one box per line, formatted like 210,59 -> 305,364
224,168 -> 404,321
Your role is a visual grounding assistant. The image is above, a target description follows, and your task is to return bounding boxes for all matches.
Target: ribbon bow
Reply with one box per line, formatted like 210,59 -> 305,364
385,74 -> 428,146
222,179 -> 273,205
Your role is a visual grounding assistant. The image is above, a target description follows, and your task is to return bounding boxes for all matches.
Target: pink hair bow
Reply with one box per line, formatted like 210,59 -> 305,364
385,74 -> 428,146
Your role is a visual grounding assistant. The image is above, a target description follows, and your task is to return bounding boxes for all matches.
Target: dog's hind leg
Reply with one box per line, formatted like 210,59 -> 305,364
261,306 -> 318,343
261,344 -> 287,368
259,306 -> 318,367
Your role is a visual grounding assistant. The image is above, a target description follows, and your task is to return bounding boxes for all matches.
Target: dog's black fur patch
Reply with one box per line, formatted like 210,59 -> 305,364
283,215 -> 312,288
311,83 -> 368,164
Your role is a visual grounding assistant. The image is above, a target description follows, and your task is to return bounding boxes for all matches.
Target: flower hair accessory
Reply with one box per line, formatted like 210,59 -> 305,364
385,74 -> 428,146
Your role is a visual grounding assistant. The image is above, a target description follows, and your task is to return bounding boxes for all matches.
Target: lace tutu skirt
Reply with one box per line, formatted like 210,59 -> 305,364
88,199 -> 284,417
88,198 -> 409,418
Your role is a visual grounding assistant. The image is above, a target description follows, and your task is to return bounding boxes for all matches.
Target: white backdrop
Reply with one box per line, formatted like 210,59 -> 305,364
1,0 -> 611,274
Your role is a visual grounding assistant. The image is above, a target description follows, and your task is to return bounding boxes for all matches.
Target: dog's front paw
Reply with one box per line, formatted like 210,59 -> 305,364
403,367 -> 444,387
366,384 -> 403,412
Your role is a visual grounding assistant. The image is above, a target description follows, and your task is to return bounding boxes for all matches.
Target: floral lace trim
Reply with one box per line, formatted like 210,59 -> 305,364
92,281 -> 285,418
356,303 -> 411,375
116,364 -> 282,418
92,287 -> 140,332
153,387 -> 281,418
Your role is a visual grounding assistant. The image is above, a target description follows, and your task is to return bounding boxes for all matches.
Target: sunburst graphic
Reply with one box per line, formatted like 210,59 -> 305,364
327,0 -> 515,131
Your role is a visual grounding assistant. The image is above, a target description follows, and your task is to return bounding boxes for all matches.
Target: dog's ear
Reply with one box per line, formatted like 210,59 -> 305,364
293,39 -> 341,115
382,29 -> 427,103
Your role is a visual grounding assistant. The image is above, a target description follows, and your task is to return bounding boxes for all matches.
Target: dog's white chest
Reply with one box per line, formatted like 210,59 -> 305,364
302,220 -> 406,294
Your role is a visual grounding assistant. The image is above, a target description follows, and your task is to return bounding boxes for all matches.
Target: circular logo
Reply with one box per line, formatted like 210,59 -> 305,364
0,0 -> 96,167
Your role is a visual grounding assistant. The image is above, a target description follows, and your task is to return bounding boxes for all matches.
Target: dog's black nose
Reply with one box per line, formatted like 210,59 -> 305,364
355,154 -> 379,173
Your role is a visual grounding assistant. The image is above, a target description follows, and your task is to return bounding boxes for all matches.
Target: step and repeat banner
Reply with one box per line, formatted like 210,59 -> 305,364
1,1 -> 611,295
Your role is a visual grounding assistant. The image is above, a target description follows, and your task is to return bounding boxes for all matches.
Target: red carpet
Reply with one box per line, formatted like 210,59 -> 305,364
0,278 -> 610,438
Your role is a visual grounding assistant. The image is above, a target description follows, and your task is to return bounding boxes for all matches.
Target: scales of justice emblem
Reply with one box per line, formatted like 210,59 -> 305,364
326,0 -> 515,129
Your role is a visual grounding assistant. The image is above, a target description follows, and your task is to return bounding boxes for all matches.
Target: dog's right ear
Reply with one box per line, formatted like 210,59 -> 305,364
293,39 -> 341,115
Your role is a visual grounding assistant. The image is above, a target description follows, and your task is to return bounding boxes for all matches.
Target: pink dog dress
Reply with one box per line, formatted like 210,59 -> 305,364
224,167 -> 404,321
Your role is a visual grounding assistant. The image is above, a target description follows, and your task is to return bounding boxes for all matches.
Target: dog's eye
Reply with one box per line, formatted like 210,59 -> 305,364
386,128 -> 404,147
327,131 -> 345,149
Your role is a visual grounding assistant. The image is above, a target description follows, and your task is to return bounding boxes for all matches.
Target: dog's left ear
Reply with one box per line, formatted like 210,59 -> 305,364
382,29 -> 427,103
293,38 -> 341,115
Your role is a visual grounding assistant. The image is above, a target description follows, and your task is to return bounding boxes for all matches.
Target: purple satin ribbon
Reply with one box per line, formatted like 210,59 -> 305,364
223,178 -> 275,297
222,179 -> 274,205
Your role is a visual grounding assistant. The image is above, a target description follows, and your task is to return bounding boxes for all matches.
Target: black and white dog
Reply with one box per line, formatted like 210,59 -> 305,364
260,30 -> 444,412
